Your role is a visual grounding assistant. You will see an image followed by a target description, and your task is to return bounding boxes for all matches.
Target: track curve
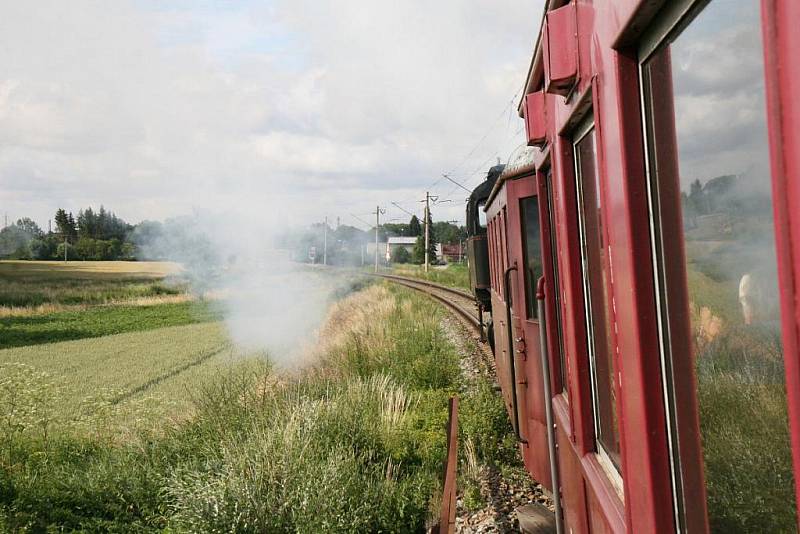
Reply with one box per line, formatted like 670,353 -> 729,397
372,273 -> 484,335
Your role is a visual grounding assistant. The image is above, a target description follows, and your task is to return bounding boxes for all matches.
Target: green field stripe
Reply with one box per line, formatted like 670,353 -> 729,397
0,301 -> 222,349
111,342 -> 233,405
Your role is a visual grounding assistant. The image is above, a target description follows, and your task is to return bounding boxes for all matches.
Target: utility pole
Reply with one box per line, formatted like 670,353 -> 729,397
424,196 -> 429,273
421,192 -> 438,273
64,235 -> 68,262
323,216 -> 328,266
374,205 -> 385,273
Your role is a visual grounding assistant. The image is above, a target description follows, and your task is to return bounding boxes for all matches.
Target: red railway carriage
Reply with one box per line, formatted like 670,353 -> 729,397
472,0 -> 800,532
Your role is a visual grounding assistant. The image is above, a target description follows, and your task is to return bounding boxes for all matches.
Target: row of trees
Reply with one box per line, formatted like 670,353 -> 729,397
0,207 -> 467,265
0,207 -> 137,261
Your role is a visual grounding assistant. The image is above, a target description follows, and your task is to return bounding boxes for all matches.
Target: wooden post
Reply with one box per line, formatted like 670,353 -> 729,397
434,395 -> 459,534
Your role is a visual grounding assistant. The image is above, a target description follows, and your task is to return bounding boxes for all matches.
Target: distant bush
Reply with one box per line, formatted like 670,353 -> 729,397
391,246 -> 411,264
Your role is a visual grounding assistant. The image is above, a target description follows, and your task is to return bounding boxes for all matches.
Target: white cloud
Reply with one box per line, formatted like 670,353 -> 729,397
0,0 -> 541,227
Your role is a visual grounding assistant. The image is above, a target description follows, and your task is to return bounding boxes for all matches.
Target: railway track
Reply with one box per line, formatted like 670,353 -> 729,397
373,273 -> 484,337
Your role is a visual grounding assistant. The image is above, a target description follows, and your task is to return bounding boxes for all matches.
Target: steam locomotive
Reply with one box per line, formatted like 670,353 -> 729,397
466,1 -> 800,533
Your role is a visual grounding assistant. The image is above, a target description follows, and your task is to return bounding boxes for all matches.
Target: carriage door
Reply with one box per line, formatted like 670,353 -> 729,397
507,175 -> 553,489
640,0 -> 796,531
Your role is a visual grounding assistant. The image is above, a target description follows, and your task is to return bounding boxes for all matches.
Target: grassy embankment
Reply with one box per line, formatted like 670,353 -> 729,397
391,262 -> 470,291
0,261 -> 519,531
686,239 -> 796,531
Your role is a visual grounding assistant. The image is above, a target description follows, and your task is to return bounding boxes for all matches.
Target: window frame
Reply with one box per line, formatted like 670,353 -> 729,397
572,112 -> 624,492
540,167 -> 569,396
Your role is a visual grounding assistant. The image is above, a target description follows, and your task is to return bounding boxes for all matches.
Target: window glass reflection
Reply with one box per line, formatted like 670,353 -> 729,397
643,0 -> 796,530
520,196 -> 542,319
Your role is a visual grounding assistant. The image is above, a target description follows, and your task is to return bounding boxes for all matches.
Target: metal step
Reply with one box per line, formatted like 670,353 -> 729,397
516,503 -> 556,534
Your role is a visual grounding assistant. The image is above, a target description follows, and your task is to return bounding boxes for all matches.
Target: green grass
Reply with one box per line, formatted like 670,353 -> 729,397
0,301 -> 220,349
0,281 -> 510,532
685,261 -> 796,532
391,263 -> 470,291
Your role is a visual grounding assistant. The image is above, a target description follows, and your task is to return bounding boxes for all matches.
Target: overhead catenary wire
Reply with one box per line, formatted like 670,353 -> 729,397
390,201 -> 418,218
352,79 -> 526,235
395,80 -> 525,207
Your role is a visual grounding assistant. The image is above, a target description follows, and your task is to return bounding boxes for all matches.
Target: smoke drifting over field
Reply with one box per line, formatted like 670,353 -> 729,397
136,211 -> 344,366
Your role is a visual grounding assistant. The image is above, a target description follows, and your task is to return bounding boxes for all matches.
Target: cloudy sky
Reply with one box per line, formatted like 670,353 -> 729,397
670,0 -> 770,193
0,1 -> 543,231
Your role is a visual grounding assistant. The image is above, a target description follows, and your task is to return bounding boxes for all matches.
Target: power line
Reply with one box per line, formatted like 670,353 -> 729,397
440,173 -> 473,194
445,82 -> 524,177
350,213 -> 372,229
390,201 -> 418,218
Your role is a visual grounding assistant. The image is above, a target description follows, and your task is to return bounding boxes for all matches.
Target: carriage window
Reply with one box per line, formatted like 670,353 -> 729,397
478,201 -> 487,228
574,118 -> 622,477
489,219 -> 496,290
500,209 -> 508,298
489,217 -> 500,293
520,196 -> 543,319
641,0 -> 796,530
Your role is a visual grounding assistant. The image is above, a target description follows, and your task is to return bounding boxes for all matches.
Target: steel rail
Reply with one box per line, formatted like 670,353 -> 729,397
372,274 -> 481,331
375,273 -> 475,301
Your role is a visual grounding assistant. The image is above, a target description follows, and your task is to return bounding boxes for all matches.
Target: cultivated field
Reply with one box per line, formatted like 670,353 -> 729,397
0,260 -> 187,311
0,261 -> 259,433
1,261 -> 518,532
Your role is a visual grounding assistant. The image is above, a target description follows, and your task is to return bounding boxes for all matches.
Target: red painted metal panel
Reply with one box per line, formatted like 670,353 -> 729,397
760,1 -> 800,525
524,91 -> 548,147
545,3 -> 578,95
556,421 -> 588,533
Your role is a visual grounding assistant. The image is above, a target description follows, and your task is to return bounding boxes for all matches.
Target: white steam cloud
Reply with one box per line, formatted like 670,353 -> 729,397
136,210 -> 350,366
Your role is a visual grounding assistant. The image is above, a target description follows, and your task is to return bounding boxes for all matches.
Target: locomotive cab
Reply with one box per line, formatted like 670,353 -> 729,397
466,163 -> 503,312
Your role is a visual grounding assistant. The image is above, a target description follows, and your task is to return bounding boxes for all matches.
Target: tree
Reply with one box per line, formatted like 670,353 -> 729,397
54,209 -> 71,237
390,246 -> 411,264
432,221 -> 464,244
56,241 -> 77,260
0,226 -> 34,258
412,236 -> 437,264
688,179 -> 706,216
30,237 -> 57,260
15,218 -> 43,237
382,223 -> 409,237
409,215 -> 421,236
67,213 -> 77,239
